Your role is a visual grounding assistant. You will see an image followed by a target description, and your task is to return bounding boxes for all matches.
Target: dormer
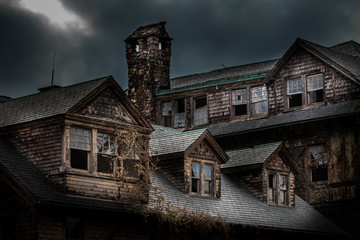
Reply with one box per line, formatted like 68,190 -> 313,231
222,142 -> 299,207
0,76 -> 153,202
150,125 -> 228,198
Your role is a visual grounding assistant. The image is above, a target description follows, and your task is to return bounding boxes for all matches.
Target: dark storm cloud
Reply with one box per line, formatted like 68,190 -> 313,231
1,0 -> 360,98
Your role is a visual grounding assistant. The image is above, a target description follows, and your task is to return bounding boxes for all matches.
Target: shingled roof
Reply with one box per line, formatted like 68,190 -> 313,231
157,59 -> 277,95
150,170 -> 344,235
223,142 -> 282,169
0,76 -> 110,128
208,100 -> 360,137
150,127 -> 207,156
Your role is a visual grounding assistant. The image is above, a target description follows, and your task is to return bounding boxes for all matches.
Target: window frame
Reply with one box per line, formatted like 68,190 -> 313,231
190,161 -> 214,197
193,96 -> 208,127
267,172 -> 289,206
308,144 -> 328,183
160,99 -> 186,128
250,85 -> 268,115
97,132 -> 116,175
70,127 -> 91,171
232,88 -> 249,118
286,73 -> 325,110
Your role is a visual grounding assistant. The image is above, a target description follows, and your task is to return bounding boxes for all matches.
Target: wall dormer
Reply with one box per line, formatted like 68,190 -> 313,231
150,126 -> 228,198
222,142 -> 299,207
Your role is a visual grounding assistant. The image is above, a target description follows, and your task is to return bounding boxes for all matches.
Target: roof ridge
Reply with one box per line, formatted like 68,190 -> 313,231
5,75 -> 111,102
151,128 -> 206,139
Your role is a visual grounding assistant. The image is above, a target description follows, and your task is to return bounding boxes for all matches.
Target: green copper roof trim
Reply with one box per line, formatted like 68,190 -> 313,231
156,72 -> 268,96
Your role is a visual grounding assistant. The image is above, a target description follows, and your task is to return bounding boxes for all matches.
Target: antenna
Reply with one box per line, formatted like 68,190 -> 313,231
51,49 -> 56,87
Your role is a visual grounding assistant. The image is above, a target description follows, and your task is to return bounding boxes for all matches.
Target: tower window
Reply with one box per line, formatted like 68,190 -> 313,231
135,44 -> 140,52
159,42 -> 162,50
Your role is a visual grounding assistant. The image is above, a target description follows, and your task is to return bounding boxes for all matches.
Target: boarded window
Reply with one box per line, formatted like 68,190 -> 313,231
287,79 -> 302,108
174,99 -> 185,128
70,127 -> 90,170
251,86 -> 268,114
194,97 -> 208,126
191,162 -> 200,193
232,89 -> 248,116
307,74 -> 324,104
97,132 -> 115,174
309,145 -> 328,182
162,101 -> 172,127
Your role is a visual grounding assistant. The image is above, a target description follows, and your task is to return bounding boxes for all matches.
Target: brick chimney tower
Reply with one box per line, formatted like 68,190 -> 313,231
125,22 -> 172,123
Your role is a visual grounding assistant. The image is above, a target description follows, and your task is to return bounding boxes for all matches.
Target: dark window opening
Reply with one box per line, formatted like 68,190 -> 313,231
311,166 -> 328,182
195,97 -> 207,109
308,89 -> 324,104
71,149 -> 88,170
97,154 -> 113,174
66,217 -> 82,240
235,104 -> 247,116
174,99 -> 185,128
289,93 -> 302,108
164,116 -> 172,127
124,159 -> 139,178
175,99 -> 185,113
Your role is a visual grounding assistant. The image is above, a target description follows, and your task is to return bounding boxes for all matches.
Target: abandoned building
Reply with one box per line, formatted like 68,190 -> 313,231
0,21 -> 358,239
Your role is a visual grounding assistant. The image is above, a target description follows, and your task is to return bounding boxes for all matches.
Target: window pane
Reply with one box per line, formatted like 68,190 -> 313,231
71,149 -> 88,170
308,89 -> 323,104
312,165 -> 328,182
124,159 -> 139,178
174,113 -> 185,128
252,101 -> 268,114
269,175 -> 274,188
307,74 -> 323,91
234,104 -> 247,116
194,108 -> 208,126
309,145 -> 327,165
287,79 -> 302,95
204,164 -> 212,180
233,89 -> 248,105
97,132 -> 115,155
70,127 -> 90,150
97,154 -> 113,174
280,190 -> 286,204
251,86 -> 267,103
280,175 -> 287,190
162,101 -> 172,115
192,179 -> 199,193
175,99 -> 185,113
204,180 -> 211,194
289,93 -> 302,108
195,97 -> 207,109
191,163 -> 200,178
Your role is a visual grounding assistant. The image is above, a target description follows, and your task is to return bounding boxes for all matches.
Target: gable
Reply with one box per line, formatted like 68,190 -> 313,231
78,88 -> 136,125
265,154 -> 290,172
189,141 -> 216,160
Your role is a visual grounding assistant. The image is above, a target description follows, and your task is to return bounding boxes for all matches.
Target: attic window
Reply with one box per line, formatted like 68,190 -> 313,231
97,132 -> 115,174
267,173 -> 289,206
307,74 -> 324,104
70,127 -> 90,170
287,79 -> 303,108
194,96 -> 208,126
309,145 -> 328,182
191,161 -> 213,196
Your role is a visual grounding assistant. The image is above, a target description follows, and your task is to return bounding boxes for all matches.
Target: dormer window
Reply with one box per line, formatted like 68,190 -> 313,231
251,86 -> 267,114
191,161 -> 213,196
267,173 -> 289,206
287,79 -> 303,108
307,74 -> 324,104
70,127 -> 90,170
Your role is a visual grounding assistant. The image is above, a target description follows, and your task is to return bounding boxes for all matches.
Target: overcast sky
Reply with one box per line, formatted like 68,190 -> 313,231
1,0 -> 360,98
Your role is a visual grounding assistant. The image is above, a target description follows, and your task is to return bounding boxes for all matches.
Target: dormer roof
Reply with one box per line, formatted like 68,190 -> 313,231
263,38 -> 360,85
149,125 -> 228,163
0,76 -> 152,130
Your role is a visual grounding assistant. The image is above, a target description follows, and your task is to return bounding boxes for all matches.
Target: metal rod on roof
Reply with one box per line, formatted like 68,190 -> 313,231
51,49 -> 56,87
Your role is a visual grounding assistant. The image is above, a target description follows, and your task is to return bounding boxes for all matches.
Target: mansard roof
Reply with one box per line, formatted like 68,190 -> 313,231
157,59 -> 277,95
0,76 -> 152,129
264,38 -> 360,84
150,170 -> 344,235
150,125 -> 228,163
208,100 -> 360,138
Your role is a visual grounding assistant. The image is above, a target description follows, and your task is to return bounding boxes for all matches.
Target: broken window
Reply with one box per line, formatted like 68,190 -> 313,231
191,161 -> 213,196
307,74 -> 324,104
251,86 -> 268,114
309,145 -> 328,182
70,127 -> 90,170
97,132 -> 115,174
232,89 -> 248,116
287,79 -> 303,108
267,173 -> 289,206
194,96 -> 208,126
162,101 -> 172,127
174,99 -> 185,128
